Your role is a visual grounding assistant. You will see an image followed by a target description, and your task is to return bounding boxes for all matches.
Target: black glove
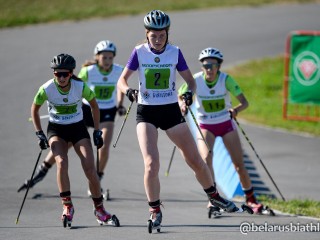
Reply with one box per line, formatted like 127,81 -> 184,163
35,130 -> 49,150
93,130 -> 103,149
126,88 -> 138,102
182,91 -> 193,106
117,105 -> 127,116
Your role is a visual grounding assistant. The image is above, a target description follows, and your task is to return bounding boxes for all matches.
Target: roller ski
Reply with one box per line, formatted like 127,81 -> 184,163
208,205 -> 222,218
147,207 -> 162,234
17,164 -> 48,192
61,198 -> 74,228
246,195 -> 275,216
94,206 -> 120,227
209,192 -> 253,215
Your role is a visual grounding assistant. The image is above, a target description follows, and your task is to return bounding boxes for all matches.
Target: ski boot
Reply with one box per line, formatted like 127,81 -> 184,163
61,198 -> 74,228
246,196 -> 275,216
17,164 -> 49,192
209,192 -> 253,214
94,206 -> 120,227
147,207 -> 162,233
246,195 -> 264,214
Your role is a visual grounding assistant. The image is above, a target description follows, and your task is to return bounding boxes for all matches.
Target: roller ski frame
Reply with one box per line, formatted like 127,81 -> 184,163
96,214 -> 120,227
147,219 -> 161,233
62,215 -> 72,228
61,205 -> 74,229
147,211 -> 162,233
211,204 -> 254,216
208,206 -> 222,218
260,206 -> 275,216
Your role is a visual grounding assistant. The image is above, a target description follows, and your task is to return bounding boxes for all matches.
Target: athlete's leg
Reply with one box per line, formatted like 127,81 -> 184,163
166,122 -> 213,189
97,121 -> 114,173
136,122 -> 160,202
222,130 -> 251,189
49,136 -> 70,192
73,138 -> 101,198
197,129 -> 215,181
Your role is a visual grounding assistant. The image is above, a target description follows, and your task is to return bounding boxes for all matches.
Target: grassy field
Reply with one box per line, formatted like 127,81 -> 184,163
0,0 -> 318,29
258,195 -> 320,218
2,0 -> 319,219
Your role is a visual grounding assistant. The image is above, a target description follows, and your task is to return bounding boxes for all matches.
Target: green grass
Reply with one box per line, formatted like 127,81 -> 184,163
227,56 -> 320,136
258,195 -> 320,218
0,0 -> 318,29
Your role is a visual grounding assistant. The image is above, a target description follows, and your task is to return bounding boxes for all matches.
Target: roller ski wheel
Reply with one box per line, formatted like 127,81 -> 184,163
147,210 -> 162,234
96,214 -> 120,227
103,189 -> 110,201
261,206 -> 275,216
147,219 -> 161,233
208,206 -> 222,219
61,204 -> 74,228
94,207 -> 120,227
62,215 -> 72,228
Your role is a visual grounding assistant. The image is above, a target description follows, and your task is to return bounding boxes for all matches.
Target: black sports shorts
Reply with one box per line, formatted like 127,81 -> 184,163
136,102 -> 186,130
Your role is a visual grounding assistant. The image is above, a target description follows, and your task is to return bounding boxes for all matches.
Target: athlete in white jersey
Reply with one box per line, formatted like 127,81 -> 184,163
30,53 -> 118,226
179,47 -> 264,214
19,41 -> 126,201
117,10 -> 240,233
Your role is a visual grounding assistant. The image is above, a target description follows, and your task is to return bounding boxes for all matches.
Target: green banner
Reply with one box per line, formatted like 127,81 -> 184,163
289,34 -> 320,104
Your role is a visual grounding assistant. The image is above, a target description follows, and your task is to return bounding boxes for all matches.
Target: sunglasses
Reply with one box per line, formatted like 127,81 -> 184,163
54,72 -> 71,78
202,63 -> 220,70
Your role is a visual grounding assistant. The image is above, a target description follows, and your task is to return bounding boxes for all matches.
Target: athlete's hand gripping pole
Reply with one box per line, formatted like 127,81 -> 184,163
16,150 -> 43,224
234,117 -> 286,201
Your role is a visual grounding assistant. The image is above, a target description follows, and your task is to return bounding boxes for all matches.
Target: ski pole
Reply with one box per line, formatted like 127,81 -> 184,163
96,147 -> 100,175
165,146 -> 176,177
16,150 -> 43,224
187,106 -> 211,153
234,118 -> 286,201
113,101 -> 133,148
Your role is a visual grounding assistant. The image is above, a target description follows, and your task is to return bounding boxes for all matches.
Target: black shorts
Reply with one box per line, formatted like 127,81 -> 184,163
47,120 -> 90,145
136,102 -> 186,130
82,104 -> 117,128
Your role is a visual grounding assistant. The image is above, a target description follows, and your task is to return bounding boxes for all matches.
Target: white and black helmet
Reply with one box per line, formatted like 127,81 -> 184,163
94,40 -> 117,56
199,47 -> 223,63
144,10 -> 170,30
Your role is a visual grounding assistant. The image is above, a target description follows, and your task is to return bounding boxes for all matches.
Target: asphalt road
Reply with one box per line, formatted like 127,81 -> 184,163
0,3 -> 319,240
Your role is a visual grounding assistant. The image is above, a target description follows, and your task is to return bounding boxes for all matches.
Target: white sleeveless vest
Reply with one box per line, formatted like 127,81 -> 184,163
43,79 -> 84,124
194,72 -> 232,124
83,64 -> 123,109
136,43 -> 179,105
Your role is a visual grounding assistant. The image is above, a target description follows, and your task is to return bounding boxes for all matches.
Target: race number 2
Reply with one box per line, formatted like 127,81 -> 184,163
145,68 -> 170,89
